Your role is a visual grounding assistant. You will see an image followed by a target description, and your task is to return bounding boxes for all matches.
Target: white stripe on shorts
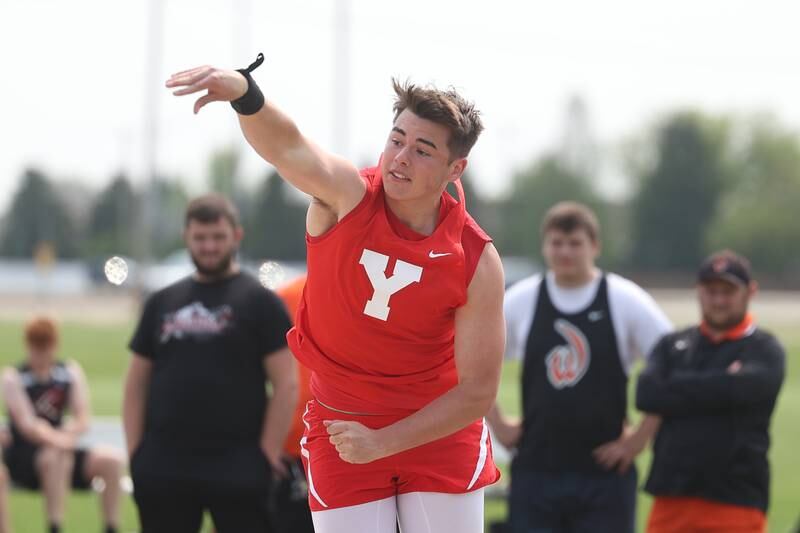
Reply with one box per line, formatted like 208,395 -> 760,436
301,402 -> 329,508
466,418 -> 489,490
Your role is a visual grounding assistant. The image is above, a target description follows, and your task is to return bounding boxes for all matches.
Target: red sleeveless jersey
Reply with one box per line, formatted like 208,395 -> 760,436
287,166 -> 491,415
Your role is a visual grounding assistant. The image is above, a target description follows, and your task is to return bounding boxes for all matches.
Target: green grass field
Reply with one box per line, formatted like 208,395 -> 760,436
0,317 -> 797,533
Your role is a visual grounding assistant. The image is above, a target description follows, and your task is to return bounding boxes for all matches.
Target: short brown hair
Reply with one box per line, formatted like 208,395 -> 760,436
541,202 -> 600,242
185,194 -> 240,228
25,317 -> 59,349
392,79 -> 484,160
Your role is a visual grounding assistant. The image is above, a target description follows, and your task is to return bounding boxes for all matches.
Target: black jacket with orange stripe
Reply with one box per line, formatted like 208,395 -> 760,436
636,325 -> 785,512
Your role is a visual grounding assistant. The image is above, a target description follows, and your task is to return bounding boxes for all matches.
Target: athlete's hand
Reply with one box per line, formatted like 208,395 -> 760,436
324,420 -> 387,464
261,440 -> 289,478
492,417 -> 522,450
592,426 -> 646,475
49,429 -> 78,451
165,65 -> 249,114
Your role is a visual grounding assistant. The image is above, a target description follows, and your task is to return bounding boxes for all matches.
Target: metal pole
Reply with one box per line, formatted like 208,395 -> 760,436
140,0 -> 164,264
332,0 -> 351,160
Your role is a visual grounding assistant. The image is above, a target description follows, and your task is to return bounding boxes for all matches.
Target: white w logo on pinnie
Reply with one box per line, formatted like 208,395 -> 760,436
545,319 -> 592,389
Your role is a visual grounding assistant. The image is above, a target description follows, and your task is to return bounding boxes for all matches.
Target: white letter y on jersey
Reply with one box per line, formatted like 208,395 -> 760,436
359,249 -> 423,321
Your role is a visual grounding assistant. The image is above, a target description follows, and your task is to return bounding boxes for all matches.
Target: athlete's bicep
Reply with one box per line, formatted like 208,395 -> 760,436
240,107 -> 366,217
1,368 -> 37,428
66,361 -> 92,426
628,287 -> 672,360
263,347 -> 297,390
454,244 -> 506,403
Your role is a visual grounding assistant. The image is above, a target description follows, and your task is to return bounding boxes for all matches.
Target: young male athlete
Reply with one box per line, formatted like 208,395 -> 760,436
488,202 -> 672,533
167,55 -> 505,532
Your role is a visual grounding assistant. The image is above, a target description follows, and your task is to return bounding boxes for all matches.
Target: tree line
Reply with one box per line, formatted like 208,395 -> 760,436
1,108 -> 798,284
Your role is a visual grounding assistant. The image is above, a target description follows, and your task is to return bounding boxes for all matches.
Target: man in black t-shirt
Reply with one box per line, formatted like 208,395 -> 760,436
123,194 -> 298,533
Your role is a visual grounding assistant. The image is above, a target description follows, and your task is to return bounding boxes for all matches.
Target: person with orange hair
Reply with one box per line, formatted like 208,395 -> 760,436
1,317 -> 125,533
0,450 -> 11,533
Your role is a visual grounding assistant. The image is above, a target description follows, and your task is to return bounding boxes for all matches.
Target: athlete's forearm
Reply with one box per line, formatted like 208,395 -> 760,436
122,390 -> 146,456
486,403 -> 507,430
122,359 -> 151,456
261,380 -> 298,456
61,416 -> 89,437
630,413 -> 661,448
376,382 -> 495,457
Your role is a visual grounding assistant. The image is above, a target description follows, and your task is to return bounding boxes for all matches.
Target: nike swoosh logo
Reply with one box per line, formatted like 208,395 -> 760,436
428,251 -> 452,259
588,310 -> 604,322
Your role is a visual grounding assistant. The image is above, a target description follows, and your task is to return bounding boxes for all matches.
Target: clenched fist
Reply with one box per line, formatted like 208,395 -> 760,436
325,420 -> 389,464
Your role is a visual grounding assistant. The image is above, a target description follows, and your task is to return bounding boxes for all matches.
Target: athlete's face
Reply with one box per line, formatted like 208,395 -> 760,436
698,279 -> 756,330
380,110 -> 467,203
542,229 -> 599,282
184,218 -> 243,278
27,343 -> 56,368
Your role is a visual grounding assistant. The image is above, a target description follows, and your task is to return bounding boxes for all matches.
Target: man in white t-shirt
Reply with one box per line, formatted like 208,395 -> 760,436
488,202 -> 672,533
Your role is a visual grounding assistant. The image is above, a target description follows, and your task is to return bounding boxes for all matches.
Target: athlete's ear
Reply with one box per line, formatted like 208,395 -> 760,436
234,226 -> 244,244
447,157 -> 467,183
748,280 -> 759,299
592,238 -> 602,259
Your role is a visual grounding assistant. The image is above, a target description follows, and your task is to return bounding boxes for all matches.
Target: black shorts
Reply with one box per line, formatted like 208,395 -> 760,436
133,476 -> 272,533
3,445 -> 92,490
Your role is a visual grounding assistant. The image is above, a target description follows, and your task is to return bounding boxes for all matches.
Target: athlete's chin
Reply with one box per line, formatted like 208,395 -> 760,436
382,179 -> 415,200
192,255 -> 233,277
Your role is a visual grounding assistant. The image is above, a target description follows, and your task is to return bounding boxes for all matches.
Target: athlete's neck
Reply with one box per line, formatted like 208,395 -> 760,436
193,263 -> 240,283
551,267 -> 599,288
384,194 -> 441,236
29,360 -> 54,380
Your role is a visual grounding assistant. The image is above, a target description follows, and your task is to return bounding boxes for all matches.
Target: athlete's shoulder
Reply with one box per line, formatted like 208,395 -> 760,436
506,273 -> 542,298
504,273 -> 543,310
358,166 -> 383,195
606,272 -> 658,304
462,212 -> 491,243
148,275 -> 194,302
659,325 -> 698,346
750,327 -> 786,357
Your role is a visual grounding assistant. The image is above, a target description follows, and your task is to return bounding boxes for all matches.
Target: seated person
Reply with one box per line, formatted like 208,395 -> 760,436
1,317 -> 124,533
0,446 -> 11,533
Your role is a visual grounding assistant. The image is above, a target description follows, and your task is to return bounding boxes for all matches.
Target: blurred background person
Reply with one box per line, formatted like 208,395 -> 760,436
123,194 -> 297,533
637,250 -> 785,533
272,274 -> 314,533
1,317 -> 125,533
0,449 -> 11,533
488,202 -> 672,533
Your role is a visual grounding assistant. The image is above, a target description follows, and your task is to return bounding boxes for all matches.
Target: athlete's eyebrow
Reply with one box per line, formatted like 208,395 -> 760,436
416,137 -> 438,150
392,126 -> 438,151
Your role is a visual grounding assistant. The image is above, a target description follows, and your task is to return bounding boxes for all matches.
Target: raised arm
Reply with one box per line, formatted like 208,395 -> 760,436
165,60 -> 365,219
